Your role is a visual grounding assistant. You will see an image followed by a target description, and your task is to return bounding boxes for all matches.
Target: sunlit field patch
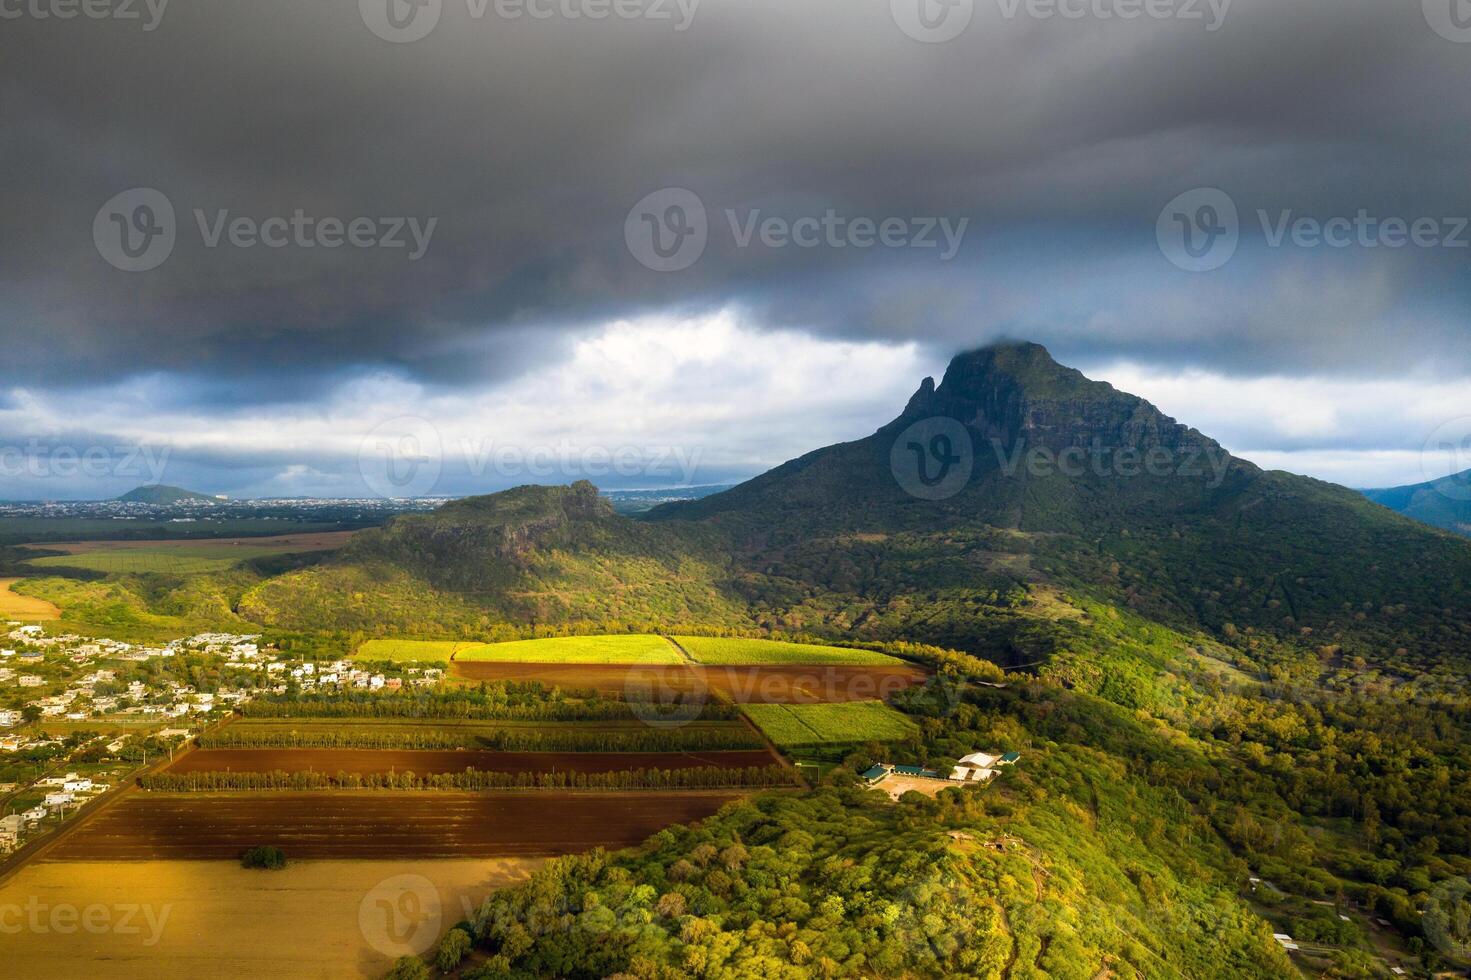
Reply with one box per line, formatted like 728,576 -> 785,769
674,635 -> 903,666
0,577 -> 61,620
354,638 -> 481,662
451,634 -> 685,664
741,701 -> 919,747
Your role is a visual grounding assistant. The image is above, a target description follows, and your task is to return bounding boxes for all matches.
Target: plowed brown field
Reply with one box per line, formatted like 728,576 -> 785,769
49,791 -> 748,860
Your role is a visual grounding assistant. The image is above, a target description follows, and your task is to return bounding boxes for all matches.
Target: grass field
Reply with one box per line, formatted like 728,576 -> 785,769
0,517 -> 348,546
0,577 -> 60,621
23,531 -> 354,575
674,635 -> 903,666
741,701 -> 919,747
446,634 -> 686,665
27,550 -> 271,574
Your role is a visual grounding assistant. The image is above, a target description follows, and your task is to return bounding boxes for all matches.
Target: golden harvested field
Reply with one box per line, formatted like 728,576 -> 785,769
0,858 -> 541,979
49,790 -> 748,859
0,577 -> 60,620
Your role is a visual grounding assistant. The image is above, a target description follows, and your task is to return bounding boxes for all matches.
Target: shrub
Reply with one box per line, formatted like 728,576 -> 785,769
240,845 -> 287,870
436,928 -> 472,972
384,956 -> 431,980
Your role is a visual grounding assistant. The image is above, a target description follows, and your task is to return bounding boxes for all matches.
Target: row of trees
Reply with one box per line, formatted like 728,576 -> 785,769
241,686 -> 744,722
139,764 -> 796,792
203,726 -> 761,753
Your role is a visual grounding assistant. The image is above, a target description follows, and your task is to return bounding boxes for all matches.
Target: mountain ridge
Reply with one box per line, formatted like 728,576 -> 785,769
226,341 -> 1471,679
1362,469 -> 1471,537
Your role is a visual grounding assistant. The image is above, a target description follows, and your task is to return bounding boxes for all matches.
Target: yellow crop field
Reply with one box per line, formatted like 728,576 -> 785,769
0,577 -> 60,621
0,858 -> 542,979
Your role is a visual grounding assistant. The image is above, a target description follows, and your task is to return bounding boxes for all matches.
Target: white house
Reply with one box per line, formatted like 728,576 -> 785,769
22,806 -> 47,822
950,751 -> 1022,783
0,710 -> 20,727
18,675 -> 43,687
43,792 -> 75,808
63,777 -> 94,793
0,814 -> 23,834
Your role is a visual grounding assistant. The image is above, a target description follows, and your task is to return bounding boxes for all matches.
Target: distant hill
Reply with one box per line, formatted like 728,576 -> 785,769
238,481 -> 748,632
116,485 -> 217,505
1362,470 -> 1471,537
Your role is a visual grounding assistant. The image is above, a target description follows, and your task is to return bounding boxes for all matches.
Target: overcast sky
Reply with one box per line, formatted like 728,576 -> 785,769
3,0 -> 1470,499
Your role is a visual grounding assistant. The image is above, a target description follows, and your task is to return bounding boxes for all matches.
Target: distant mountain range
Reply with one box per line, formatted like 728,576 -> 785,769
239,341 -> 1471,676
1362,471 -> 1471,537
602,485 -> 735,515
116,485 -> 219,505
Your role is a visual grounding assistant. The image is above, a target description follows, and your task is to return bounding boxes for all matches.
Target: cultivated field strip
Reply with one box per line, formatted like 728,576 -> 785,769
164,747 -> 782,775
48,791 -> 749,860
449,662 -> 928,702
741,701 -> 921,747
672,635 -> 904,666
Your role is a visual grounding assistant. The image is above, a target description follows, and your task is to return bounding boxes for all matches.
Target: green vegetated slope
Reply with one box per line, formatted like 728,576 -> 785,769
239,483 -> 751,634
464,757 -> 1292,979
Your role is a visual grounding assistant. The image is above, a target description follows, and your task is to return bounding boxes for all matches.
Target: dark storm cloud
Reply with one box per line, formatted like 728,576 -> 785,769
2,0 -> 1470,396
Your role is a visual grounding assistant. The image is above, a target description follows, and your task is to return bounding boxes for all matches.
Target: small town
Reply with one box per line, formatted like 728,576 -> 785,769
0,622 -> 442,857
